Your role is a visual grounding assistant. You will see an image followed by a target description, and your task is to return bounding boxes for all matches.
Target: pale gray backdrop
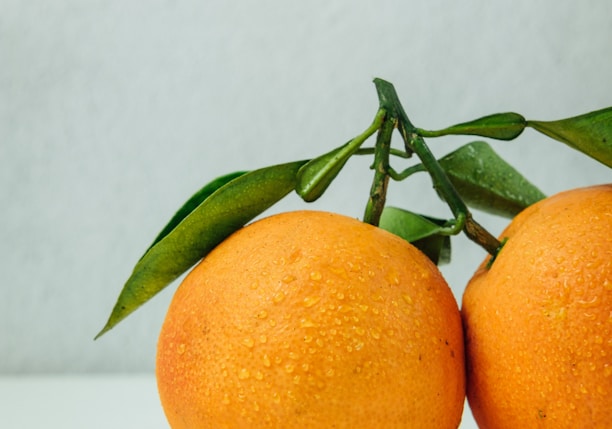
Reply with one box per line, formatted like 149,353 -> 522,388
2,0 -> 610,382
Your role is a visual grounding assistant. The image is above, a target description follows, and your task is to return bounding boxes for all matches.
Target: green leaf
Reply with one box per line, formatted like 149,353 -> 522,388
296,140 -> 356,202
418,112 -> 527,140
379,207 -> 452,265
437,141 -> 546,217
142,171 -> 247,258
95,160 -> 307,339
380,207 -> 446,242
296,109 -> 386,202
411,234 -> 452,266
527,107 -> 612,168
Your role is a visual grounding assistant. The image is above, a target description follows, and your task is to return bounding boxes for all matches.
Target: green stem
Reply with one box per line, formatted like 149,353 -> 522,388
353,109 -> 388,148
363,114 -> 396,226
387,164 -> 423,181
372,78 -> 502,256
405,130 -> 468,220
415,128 -> 447,138
355,147 -> 410,159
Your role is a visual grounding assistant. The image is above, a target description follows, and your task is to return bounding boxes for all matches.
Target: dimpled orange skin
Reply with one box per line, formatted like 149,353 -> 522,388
156,210 -> 465,429
462,185 -> 612,428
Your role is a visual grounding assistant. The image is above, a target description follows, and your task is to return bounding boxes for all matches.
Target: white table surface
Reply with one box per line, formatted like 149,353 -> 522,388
0,374 -> 478,428
0,374 -> 167,429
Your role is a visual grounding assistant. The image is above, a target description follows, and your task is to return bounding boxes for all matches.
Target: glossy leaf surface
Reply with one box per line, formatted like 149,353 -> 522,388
419,112 -> 526,140
142,171 -> 247,258
296,110 -> 385,202
296,141 -> 356,202
438,141 -> 546,217
528,107 -> 612,167
411,234 -> 452,266
379,207 -> 451,264
96,160 -> 307,338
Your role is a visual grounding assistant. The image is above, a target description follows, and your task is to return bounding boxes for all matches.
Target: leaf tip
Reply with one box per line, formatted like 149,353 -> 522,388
94,323 -> 112,340
94,302 -> 130,340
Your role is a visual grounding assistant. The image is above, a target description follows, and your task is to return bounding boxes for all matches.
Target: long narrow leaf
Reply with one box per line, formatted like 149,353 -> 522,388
528,107 -> 612,168
142,171 -> 247,259
95,160 -> 307,338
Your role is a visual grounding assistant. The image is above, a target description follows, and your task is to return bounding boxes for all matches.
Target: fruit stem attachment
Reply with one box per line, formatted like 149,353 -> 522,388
372,78 -> 503,257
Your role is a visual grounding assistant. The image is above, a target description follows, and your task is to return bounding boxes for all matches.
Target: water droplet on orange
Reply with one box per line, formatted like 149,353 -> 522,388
303,296 -> 321,307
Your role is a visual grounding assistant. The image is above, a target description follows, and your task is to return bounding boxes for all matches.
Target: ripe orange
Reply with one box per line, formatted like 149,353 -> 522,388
462,184 -> 612,428
156,210 -> 465,428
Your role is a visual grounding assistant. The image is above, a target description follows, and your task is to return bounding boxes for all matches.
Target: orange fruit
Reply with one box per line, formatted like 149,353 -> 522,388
156,210 -> 465,428
462,184 -> 612,428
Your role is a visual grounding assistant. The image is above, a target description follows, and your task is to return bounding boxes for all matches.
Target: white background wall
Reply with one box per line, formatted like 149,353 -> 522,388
2,0 -> 610,381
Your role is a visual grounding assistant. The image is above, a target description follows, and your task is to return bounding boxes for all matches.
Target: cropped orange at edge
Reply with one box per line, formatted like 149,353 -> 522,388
462,184 -> 612,428
156,210 -> 465,429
